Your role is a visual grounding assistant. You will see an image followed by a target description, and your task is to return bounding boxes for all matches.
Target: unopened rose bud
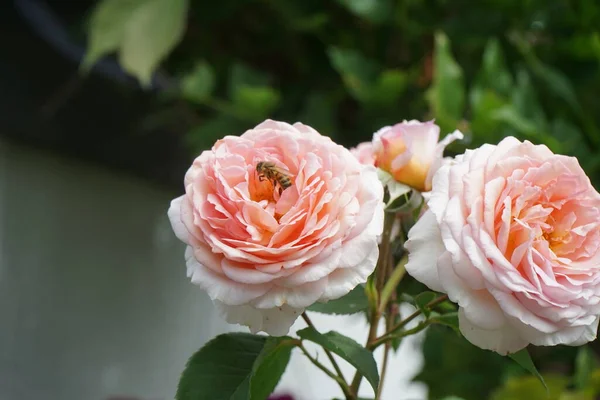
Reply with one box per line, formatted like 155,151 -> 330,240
372,120 -> 462,191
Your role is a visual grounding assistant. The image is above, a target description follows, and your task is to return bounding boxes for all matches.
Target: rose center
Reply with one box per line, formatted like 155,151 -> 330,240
250,178 -> 277,203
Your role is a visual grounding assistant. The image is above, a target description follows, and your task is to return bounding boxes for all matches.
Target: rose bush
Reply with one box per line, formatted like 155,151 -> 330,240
405,137 -> 600,354
168,120 -> 384,335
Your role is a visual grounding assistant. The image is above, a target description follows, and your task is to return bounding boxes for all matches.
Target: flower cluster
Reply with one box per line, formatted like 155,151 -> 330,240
168,118 -> 600,358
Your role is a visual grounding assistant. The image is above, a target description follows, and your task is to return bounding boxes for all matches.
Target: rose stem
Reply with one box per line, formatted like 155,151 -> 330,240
368,294 -> 449,350
298,344 -> 356,400
369,320 -> 432,350
301,312 -> 346,381
350,211 -> 396,396
377,229 -> 402,399
377,256 -> 401,399
377,304 -> 395,399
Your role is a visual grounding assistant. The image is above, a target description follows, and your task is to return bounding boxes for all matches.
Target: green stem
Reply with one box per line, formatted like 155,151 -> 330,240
299,344 -> 355,400
368,294 -> 448,350
369,320 -> 431,350
350,211 -> 397,396
375,213 -> 396,293
378,254 -> 407,314
301,312 -> 346,381
376,299 -> 397,399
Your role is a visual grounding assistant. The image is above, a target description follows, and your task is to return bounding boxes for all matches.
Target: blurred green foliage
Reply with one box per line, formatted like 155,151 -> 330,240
418,326 -> 600,400
82,0 -> 600,398
83,0 -> 600,186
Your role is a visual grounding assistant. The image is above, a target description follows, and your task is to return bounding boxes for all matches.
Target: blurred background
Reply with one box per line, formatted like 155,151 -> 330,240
3,0 -> 600,399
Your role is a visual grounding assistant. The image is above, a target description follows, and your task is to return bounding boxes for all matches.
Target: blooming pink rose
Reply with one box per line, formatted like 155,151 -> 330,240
405,137 -> 600,354
350,142 -> 376,166
168,120 -> 384,335
372,120 -> 463,191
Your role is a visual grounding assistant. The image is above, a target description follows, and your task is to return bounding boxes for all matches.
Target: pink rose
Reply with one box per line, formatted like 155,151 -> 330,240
405,137 -> 600,354
372,120 -> 463,191
168,120 -> 384,335
350,142 -> 376,166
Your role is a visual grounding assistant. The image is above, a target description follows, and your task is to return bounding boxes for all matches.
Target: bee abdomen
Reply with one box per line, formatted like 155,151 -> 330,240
279,177 -> 292,188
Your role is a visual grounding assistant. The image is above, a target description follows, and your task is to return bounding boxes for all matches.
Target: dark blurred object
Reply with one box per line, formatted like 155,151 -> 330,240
267,394 -> 295,400
14,0 -> 174,89
1,1 -> 190,189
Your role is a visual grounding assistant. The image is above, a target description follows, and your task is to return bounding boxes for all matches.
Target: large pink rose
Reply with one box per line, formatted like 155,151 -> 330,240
168,120 -> 384,335
405,137 -> 600,354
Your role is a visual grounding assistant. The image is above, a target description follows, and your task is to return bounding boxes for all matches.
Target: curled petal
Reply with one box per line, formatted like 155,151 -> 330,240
215,301 -> 303,337
458,308 -> 529,355
405,210 -> 445,292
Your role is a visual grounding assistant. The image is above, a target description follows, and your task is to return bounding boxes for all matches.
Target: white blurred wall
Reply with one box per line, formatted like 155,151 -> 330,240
0,140 -> 426,400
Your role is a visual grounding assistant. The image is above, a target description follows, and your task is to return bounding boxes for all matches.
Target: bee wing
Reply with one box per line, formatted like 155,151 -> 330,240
271,165 -> 294,177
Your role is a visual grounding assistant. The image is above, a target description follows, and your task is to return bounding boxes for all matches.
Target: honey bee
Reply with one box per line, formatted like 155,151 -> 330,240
256,161 -> 293,194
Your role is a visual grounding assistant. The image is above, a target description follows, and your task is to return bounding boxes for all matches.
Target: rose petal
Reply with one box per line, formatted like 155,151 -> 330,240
405,210 -> 445,292
215,301 -> 303,337
320,242 -> 379,301
458,308 -> 529,355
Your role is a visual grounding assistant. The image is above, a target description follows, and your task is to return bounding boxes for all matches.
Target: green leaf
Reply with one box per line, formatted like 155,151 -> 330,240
335,0 -> 393,24
558,391 -> 595,400
369,69 -> 409,106
414,291 -> 437,317
249,337 -> 296,400
441,397 -> 468,400
233,86 -> 280,120
291,13 -> 329,32
119,0 -> 189,86
228,64 -> 270,98
550,118 -> 586,156
574,346 -> 596,390
429,312 -> 459,333
375,168 -> 412,208
489,106 -> 562,151
328,47 -> 379,102
82,0 -> 146,70
478,38 -> 513,95
386,181 -> 412,208
180,61 -> 216,103
587,369 -> 600,395
469,87 -> 508,142
491,374 -> 568,400
427,31 -> 465,133
175,332 -> 267,400
308,285 -> 369,315
376,168 -> 393,185
489,106 -> 539,137
298,327 -> 380,392
299,93 -> 337,136
398,293 -> 415,304
558,32 -> 600,61
511,69 -> 543,119
530,62 -> 580,112
416,326 -> 509,400
508,348 -> 547,391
